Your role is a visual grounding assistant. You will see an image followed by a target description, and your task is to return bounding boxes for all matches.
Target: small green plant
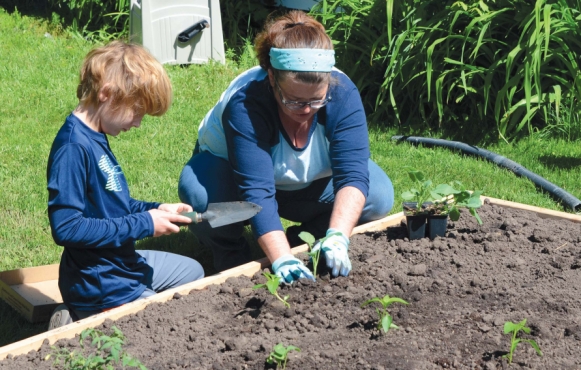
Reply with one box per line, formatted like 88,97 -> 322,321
502,318 -> 542,364
45,326 -> 147,369
443,181 -> 483,224
266,343 -> 300,370
402,168 -> 483,224
360,294 -> 409,333
298,231 -> 319,279
298,230 -> 343,279
253,271 -> 290,308
401,168 -> 439,215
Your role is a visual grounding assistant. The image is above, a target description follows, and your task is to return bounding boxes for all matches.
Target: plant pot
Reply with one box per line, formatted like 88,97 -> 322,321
427,214 -> 448,240
403,202 -> 427,240
406,215 -> 427,240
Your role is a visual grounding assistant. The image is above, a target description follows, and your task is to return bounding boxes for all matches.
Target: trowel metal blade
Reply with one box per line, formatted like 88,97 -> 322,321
203,201 -> 262,228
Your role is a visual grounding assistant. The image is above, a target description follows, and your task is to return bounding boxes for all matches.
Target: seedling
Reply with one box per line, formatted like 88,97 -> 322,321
253,271 -> 291,308
298,230 -> 342,279
502,318 -> 542,364
45,326 -> 147,369
266,343 -> 300,370
434,180 -> 482,225
298,231 -> 319,279
401,168 -> 438,215
360,294 -> 409,333
402,168 -> 483,224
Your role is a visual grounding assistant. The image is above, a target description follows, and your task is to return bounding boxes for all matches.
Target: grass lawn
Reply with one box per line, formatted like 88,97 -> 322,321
0,7 -> 580,348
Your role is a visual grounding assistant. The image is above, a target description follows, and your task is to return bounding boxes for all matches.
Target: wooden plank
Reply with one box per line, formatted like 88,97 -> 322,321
0,264 -> 59,285
0,265 -> 62,323
9,281 -> 61,307
1,198 -> 576,360
482,196 -> 581,223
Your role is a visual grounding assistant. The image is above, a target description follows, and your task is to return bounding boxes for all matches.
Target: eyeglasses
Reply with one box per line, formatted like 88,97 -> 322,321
274,79 -> 332,111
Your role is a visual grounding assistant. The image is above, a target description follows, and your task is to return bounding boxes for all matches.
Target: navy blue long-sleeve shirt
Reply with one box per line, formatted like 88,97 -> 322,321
47,114 -> 158,311
197,67 -> 370,237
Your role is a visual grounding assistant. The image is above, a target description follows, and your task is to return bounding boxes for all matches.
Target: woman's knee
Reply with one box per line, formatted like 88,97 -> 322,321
178,164 -> 205,208
361,162 -> 394,222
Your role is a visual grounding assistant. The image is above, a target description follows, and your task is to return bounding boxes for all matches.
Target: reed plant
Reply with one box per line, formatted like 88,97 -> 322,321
46,0 -> 130,40
311,0 -> 581,143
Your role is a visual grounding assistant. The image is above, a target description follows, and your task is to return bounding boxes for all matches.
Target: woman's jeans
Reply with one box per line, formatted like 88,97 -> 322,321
178,150 -> 394,272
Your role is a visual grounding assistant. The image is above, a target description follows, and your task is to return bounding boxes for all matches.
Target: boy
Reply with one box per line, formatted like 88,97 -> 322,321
46,41 -> 204,330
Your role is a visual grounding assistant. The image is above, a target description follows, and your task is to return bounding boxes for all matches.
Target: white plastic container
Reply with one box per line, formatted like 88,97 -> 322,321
129,0 -> 225,65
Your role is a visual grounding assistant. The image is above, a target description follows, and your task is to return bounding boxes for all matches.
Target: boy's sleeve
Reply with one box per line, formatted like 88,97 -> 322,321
129,198 -> 161,213
48,144 -> 154,249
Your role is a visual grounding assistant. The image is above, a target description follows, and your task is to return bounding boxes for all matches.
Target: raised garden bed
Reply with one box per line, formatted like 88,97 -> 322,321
1,199 -> 580,369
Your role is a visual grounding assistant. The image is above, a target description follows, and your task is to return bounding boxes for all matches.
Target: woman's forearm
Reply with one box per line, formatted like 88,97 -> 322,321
258,230 -> 293,263
329,186 -> 365,237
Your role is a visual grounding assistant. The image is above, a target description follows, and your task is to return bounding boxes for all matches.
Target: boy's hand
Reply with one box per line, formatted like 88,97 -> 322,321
158,203 -> 193,214
148,209 -> 192,237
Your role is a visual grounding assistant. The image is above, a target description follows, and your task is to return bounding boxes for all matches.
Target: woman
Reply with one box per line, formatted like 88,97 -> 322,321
178,10 -> 394,283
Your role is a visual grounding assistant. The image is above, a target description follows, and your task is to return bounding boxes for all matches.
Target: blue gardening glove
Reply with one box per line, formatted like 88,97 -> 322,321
272,254 -> 315,284
312,228 -> 351,277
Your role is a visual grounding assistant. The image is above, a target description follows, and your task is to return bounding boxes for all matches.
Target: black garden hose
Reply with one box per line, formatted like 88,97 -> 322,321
391,135 -> 581,213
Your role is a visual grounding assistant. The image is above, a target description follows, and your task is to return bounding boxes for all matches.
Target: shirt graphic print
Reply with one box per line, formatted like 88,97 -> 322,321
98,155 -> 123,192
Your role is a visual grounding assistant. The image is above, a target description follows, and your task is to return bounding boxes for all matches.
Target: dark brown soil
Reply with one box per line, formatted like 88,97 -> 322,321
2,201 -> 581,370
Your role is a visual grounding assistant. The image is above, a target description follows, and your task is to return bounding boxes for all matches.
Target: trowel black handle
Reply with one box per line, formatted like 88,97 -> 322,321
178,20 -> 209,42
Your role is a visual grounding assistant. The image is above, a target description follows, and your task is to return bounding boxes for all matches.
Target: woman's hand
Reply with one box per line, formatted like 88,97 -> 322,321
312,228 -> 351,277
272,254 -> 315,284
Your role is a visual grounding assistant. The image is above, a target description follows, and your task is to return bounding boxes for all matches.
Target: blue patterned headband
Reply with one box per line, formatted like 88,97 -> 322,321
269,48 -> 335,72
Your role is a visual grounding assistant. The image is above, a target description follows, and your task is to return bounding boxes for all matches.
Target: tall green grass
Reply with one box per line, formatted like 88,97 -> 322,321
8,0 -> 581,142
46,0 -> 129,40
312,0 -> 581,143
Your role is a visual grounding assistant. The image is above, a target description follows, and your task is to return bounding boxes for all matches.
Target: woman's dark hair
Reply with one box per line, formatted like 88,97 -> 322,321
254,10 -> 333,84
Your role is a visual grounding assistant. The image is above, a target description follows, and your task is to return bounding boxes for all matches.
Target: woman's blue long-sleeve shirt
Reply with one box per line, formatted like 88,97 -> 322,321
197,67 -> 370,237
47,114 -> 158,311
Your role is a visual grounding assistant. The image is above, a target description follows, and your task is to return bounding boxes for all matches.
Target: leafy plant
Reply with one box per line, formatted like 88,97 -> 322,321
45,326 -> 147,369
444,181 -> 483,224
401,168 -> 483,224
401,168 -> 442,214
266,343 -> 300,370
298,231 -> 319,279
253,271 -> 290,308
502,318 -> 543,364
298,230 -> 343,279
312,0 -> 581,143
46,0 -> 129,41
360,294 -> 409,333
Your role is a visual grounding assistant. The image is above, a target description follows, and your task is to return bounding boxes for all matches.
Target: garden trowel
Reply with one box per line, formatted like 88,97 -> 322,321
179,201 -> 261,228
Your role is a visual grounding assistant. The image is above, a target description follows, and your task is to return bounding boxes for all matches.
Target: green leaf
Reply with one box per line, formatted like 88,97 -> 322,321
266,279 -> 279,295
524,339 -> 543,356
385,297 -> 409,306
469,208 -> 483,225
449,207 -> 461,221
298,231 -> 316,247
504,321 -> 519,334
110,347 -> 120,361
380,314 -> 391,333
433,183 -> 458,196
361,297 -> 382,308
